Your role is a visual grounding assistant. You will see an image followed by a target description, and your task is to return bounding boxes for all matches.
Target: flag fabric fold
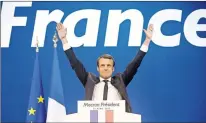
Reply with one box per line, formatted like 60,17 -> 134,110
26,52 -> 46,123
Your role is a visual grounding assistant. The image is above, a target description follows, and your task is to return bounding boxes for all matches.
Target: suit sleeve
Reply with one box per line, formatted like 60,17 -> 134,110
64,48 -> 88,86
122,50 -> 146,86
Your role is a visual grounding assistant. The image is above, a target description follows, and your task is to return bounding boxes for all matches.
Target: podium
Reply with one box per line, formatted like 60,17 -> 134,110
62,100 -> 141,122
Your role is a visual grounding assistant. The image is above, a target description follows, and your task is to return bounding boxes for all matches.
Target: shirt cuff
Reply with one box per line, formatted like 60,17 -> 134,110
63,43 -> 71,51
140,45 -> 148,52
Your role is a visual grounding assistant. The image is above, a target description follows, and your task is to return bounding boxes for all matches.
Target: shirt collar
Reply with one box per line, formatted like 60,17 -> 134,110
99,77 -> 111,82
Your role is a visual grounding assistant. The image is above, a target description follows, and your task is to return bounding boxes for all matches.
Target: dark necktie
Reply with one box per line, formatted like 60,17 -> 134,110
103,80 -> 109,100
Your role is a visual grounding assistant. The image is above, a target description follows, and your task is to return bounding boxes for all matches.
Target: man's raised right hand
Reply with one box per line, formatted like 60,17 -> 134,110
56,23 -> 68,44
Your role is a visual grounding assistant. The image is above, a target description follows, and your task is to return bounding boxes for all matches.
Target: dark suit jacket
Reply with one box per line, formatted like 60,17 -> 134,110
64,48 -> 146,113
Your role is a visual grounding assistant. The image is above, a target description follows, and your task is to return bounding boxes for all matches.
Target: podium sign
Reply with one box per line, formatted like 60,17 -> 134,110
62,100 -> 141,122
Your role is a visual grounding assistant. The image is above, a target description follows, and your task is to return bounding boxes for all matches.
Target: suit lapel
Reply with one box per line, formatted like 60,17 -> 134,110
86,74 -> 100,100
95,77 -> 100,84
111,77 -> 127,100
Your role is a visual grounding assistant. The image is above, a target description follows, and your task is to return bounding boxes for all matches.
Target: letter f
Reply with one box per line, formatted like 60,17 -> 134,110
1,2 -> 32,47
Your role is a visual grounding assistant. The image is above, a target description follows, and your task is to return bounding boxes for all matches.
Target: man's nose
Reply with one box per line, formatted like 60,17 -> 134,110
104,67 -> 108,71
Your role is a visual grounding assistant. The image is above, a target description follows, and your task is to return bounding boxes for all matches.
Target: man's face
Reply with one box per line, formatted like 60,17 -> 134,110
97,58 -> 114,79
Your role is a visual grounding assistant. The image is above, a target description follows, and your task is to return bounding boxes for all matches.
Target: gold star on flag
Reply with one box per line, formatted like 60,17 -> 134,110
28,107 -> 36,115
37,95 -> 44,103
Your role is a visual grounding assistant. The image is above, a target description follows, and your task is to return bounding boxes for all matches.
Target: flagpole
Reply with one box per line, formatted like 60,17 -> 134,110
36,36 -> 39,52
53,31 -> 58,48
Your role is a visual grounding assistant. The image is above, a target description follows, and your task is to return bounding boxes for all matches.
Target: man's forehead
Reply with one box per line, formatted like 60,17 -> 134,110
99,58 -> 113,63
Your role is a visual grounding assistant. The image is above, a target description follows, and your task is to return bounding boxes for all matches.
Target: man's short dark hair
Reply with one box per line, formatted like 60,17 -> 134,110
97,54 -> 115,67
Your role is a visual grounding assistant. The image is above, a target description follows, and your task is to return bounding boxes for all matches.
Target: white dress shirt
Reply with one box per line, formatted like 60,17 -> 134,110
92,77 -> 122,101
63,43 -> 148,100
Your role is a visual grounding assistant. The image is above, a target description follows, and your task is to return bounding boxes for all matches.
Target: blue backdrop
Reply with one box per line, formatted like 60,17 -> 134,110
1,1 -> 206,122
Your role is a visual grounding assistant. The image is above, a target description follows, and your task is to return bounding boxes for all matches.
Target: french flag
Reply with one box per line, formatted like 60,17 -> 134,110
46,48 -> 67,122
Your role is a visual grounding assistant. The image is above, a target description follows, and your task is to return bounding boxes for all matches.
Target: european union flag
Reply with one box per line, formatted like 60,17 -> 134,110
26,51 -> 46,122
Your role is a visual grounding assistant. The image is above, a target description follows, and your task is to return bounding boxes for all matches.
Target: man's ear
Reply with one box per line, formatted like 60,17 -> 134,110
97,66 -> 99,72
113,67 -> 115,72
